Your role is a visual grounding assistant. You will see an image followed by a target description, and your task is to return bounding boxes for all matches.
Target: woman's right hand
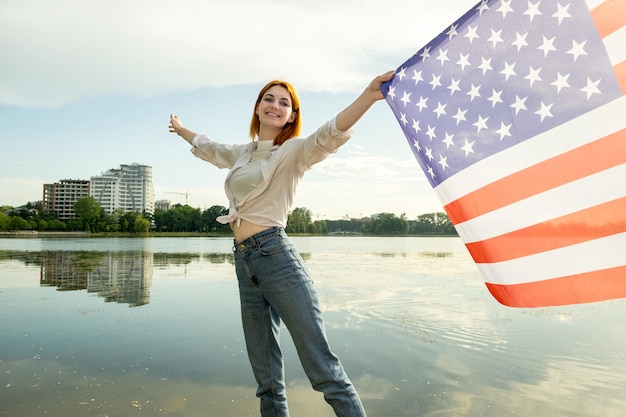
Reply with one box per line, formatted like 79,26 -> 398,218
169,113 -> 183,133
168,113 -> 196,144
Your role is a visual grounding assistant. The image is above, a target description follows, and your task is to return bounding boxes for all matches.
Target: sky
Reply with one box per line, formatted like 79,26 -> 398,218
0,0 -> 478,220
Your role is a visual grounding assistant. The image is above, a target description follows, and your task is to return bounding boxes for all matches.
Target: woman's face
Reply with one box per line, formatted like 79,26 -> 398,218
256,85 -> 296,131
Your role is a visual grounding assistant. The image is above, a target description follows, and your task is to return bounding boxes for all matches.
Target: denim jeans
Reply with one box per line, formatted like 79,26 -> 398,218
233,227 -> 366,417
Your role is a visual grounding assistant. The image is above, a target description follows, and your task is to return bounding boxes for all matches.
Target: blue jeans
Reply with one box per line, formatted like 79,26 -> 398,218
233,227 -> 366,417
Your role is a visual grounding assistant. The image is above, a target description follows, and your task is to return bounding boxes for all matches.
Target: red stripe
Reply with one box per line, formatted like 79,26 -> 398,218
591,0 -> 626,38
486,265 -> 626,307
466,196 -> 626,263
444,128 -> 626,225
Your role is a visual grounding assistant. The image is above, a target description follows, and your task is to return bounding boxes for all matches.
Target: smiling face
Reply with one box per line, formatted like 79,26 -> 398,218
256,85 -> 296,134
249,80 -> 301,145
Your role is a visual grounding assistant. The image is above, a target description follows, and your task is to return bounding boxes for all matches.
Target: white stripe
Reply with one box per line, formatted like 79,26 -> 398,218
435,95 -> 626,205
604,25 -> 626,67
585,0 -> 604,10
477,232 -> 626,285
454,163 -> 626,242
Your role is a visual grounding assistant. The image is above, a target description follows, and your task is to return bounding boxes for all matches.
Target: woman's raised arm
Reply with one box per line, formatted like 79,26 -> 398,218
335,70 -> 395,132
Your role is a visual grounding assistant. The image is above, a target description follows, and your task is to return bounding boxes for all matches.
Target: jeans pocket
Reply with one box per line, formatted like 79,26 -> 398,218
256,236 -> 285,256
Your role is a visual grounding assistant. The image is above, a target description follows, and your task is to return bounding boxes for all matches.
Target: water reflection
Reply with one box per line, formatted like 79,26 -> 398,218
1,249 -> 286,307
37,251 -> 151,307
3,251 -> 172,307
1,238 -> 625,417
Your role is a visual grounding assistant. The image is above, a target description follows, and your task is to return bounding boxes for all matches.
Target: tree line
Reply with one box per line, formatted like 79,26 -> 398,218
0,197 -> 458,236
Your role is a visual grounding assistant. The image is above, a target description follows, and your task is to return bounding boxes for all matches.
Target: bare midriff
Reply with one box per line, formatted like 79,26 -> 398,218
231,219 -> 273,244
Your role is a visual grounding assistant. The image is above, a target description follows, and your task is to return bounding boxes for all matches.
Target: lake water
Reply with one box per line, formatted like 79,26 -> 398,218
1,236 -> 625,417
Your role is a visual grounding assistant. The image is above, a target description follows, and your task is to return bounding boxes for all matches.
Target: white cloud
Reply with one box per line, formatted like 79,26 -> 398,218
0,0 -> 476,107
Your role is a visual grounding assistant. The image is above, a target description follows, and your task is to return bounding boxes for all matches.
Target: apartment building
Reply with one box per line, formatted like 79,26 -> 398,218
90,163 -> 155,215
154,199 -> 171,211
42,179 -> 90,221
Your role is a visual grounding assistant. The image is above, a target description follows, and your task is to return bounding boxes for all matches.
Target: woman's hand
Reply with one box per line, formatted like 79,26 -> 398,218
169,113 -> 196,144
169,114 -> 184,133
366,70 -> 395,101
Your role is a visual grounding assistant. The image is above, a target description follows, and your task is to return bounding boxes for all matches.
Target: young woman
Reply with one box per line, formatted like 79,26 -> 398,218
169,70 -> 394,417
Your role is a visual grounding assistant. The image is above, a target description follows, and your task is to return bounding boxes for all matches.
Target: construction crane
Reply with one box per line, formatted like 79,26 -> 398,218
164,190 -> 190,205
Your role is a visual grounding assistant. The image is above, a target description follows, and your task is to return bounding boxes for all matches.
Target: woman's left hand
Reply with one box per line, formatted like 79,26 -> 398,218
367,70 -> 395,101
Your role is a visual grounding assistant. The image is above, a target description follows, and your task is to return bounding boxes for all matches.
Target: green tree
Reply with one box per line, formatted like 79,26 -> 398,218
134,217 -> 150,233
311,220 -> 327,234
0,211 -> 11,231
286,207 -> 313,234
363,212 -> 408,235
202,205 -> 230,233
74,197 -> 105,232
9,216 -> 32,231
409,212 -> 457,235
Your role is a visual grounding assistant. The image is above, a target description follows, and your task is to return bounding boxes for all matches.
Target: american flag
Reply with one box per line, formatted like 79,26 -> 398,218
383,0 -> 626,307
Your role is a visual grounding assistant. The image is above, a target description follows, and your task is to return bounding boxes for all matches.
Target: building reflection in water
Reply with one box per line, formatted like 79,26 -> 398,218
39,251 -> 153,307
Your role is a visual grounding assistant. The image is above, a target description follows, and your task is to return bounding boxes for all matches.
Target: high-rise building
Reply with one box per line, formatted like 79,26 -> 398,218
90,163 -> 155,215
154,199 -> 171,211
42,179 -> 90,221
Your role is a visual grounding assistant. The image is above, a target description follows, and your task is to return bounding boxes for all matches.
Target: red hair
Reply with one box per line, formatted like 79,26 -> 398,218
249,80 -> 301,146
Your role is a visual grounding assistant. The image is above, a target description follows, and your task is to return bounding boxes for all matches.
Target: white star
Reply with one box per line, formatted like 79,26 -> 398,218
457,53 -> 471,71
420,47 -> 431,60
387,85 -> 396,99
438,154 -> 449,170
473,115 -> 489,133
512,32 -> 529,52
436,49 -> 450,66
496,122 -> 512,140
425,147 -> 434,161
452,108 -> 468,125
535,101 -> 554,122
412,69 -> 424,85
488,29 -> 504,48
412,138 -> 421,152
427,166 -> 435,178
461,138 -> 475,156
524,1 -> 542,22
426,125 -> 437,141
467,84 -> 482,101
488,89 -> 504,107
412,118 -> 421,134
465,25 -> 480,43
580,77 -> 602,100
396,67 -> 407,81
537,36 -> 557,57
477,0 -> 490,15
510,95 -> 528,114
400,91 -> 412,106
500,61 -> 517,80
400,112 -> 408,126
442,133 -> 455,149
434,102 -> 447,119
553,3 -> 572,24
475,59 -> 492,79
567,40 -> 587,62
413,138 -> 422,152
498,0 -> 514,18
446,24 -> 458,39
447,78 -> 462,95
429,74 -> 442,90
524,66 -> 542,87
416,96 -> 429,111
551,72 -> 571,93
